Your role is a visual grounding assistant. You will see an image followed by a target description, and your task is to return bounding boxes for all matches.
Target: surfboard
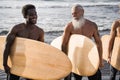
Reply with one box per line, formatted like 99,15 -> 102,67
0,36 -> 12,70
51,34 -> 100,76
102,35 -> 120,70
0,36 -> 72,80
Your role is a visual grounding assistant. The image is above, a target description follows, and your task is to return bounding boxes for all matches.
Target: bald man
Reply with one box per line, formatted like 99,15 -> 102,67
62,4 -> 103,80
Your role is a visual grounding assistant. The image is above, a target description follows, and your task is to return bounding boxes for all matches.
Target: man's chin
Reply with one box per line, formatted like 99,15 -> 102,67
32,21 -> 37,24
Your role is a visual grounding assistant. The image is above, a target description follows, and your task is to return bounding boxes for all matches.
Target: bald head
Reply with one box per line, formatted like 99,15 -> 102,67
71,4 -> 84,12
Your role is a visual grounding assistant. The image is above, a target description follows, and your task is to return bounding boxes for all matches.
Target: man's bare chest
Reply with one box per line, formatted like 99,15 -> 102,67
17,29 -> 39,39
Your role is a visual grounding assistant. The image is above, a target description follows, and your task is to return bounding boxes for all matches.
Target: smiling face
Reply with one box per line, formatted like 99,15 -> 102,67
26,8 -> 37,24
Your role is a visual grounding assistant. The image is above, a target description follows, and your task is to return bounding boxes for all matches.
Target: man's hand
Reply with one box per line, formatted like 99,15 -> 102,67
4,65 -> 10,74
107,57 -> 111,64
99,59 -> 104,68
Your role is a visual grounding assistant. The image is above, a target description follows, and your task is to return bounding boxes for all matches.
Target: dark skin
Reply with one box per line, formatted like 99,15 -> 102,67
3,8 -> 44,74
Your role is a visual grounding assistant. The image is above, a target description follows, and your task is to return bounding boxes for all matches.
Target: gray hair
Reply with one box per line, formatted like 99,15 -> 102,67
71,4 -> 84,11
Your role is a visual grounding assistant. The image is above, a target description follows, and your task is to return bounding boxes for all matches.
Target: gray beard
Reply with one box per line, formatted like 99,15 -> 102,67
72,17 -> 85,29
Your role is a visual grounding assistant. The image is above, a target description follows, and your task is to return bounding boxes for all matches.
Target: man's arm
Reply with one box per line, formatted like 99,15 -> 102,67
3,27 -> 16,74
62,23 -> 72,55
108,21 -> 119,63
39,29 -> 44,42
93,23 -> 103,68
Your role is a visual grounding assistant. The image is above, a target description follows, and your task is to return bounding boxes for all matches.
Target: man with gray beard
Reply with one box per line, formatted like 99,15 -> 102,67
62,4 -> 103,80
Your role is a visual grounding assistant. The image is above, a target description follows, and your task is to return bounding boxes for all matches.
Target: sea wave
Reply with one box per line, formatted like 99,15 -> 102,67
0,29 -> 110,36
0,30 -> 8,35
0,1 -> 119,9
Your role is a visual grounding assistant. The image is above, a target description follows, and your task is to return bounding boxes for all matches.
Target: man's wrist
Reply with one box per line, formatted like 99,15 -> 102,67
3,64 -> 7,66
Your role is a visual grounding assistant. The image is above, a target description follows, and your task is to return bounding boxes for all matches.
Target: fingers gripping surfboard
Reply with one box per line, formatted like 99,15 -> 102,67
51,34 -> 100,76
0,36 -> 72,80
102,35 -> 120,71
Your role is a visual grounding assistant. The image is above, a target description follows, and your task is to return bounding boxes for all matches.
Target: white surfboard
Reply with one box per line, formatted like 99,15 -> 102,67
102,35 -> 120,70
51,34 -> 100,76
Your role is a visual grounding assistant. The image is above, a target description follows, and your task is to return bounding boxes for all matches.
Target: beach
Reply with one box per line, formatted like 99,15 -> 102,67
0,0 -> 120,80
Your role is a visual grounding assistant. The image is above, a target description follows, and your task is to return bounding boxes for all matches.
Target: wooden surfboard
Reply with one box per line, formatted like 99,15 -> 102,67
102,35 -> 120,70
0,36 -> 12,70
51,34 -> 100,76
0,36 -> 72,80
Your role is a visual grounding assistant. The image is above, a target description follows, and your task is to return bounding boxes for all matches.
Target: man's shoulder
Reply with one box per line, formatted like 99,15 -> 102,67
65,22 -> 73,30
86,19 -> 97,28
66,21 -> 73,27
8,23 -> 24,34
114,20 -> 120,24
11,23 -> 25,31
111,20 -> 120,29
13,23 -> 25,28
86,19 -> 95,24
116,19 -> 120,22
35,25 -> 44,33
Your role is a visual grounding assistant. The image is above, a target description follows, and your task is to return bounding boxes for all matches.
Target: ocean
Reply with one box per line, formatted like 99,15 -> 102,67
0,0 -> 120,80
0,0 -> 120,43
